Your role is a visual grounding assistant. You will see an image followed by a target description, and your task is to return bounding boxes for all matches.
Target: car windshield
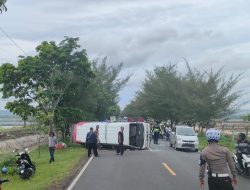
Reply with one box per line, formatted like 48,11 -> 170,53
176,127 -> 195,136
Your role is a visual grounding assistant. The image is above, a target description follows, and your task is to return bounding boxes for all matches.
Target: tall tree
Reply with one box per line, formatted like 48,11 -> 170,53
90,57 -> 131,120
0,37 -> 94,131
122,63 -> 241,129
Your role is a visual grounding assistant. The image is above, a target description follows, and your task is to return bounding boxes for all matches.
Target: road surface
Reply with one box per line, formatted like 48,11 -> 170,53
71,140 -> 249,190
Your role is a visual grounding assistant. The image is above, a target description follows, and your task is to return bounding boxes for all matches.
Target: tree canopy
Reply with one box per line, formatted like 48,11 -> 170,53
122,63 -> 241,130
0,37 -> 130,135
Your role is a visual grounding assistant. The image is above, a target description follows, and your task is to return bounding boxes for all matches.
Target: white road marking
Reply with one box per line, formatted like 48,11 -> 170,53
148,147 -> 161,152
67,155 -> 94,190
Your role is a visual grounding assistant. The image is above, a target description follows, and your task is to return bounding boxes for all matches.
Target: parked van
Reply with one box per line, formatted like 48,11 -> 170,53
73,122 -> 150,149
170,125 -> 199,152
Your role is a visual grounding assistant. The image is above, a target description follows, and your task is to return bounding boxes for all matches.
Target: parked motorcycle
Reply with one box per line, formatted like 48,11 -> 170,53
15,148 -> 36,179
233,143 -> 250,176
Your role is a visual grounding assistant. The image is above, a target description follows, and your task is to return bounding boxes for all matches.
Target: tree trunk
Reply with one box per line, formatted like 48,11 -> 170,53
49,118 -> 53,132
246,125 -> 249,137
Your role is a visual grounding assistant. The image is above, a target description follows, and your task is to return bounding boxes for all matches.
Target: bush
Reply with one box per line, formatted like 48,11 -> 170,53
0,156 -> 18,175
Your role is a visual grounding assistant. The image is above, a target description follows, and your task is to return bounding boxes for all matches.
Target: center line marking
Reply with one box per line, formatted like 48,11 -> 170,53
162,163 -> 176,176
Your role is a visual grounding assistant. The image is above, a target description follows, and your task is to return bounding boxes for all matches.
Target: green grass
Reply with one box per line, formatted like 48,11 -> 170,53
0,125 -> 34,133
198,134 -> 236,152
0,144 -> 86,190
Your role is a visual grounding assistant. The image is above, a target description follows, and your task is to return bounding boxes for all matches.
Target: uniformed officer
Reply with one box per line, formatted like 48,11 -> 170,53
199,128 -> 237,190
152,125 -> 161,144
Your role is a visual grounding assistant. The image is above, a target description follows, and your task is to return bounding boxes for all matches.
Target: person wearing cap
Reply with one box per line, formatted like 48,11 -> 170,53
199,128 -> 237,190
152,125 -> 161,144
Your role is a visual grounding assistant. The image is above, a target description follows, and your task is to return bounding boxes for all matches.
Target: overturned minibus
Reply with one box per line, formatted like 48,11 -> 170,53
73,122 -> 150,149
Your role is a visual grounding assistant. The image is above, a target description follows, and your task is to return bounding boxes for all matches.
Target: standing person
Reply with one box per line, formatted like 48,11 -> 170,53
199,128 -> 237,190
86,127 -> 98,157
236,133 -> 249,174
165,126 -> 171,141
48,131 -> 57,164
95,125 -> 101,149
153,125 -> 161,144
117,126 -> 124,155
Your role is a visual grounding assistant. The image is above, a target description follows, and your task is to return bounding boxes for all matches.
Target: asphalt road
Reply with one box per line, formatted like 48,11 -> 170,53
71,140 -> 249,190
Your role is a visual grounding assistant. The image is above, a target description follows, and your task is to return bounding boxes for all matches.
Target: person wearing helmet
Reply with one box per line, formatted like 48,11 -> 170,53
236,133 -> 249,174
199,128 -> 237,190
152,125 -> 162,144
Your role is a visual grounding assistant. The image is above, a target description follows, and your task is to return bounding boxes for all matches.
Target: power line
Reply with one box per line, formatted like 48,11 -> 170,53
0,26 -> 27,56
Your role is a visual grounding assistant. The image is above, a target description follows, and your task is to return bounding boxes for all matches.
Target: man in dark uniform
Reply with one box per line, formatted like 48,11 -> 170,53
199,128 -> 237,190
117,126 -> 124,155
86,127 -> 98,157
152,125 -> 161,144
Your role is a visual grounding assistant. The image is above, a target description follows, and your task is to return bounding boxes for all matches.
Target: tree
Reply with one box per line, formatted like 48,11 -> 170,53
90,57 -> 131,121
5,100 -> 35,127
123,63 -> 241,130
126,64 -> 183,126
0,0 -> 7,13
182,66 -> 241,132
0,37 -> 94,131
242,113 -> 250,122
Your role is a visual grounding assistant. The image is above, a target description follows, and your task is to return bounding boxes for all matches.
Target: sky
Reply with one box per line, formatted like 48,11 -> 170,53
0,0 -> 250,110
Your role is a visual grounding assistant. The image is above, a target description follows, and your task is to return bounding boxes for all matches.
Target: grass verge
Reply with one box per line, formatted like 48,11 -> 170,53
0,144 -> 86,190
198,134 -> 236,152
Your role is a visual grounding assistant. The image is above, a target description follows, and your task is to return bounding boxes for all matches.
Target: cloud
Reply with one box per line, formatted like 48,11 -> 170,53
0,0 -> 250,111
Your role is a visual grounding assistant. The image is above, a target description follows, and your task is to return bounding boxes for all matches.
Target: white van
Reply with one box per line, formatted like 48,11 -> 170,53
73,122 -> 150,149
170,125 -> 199,152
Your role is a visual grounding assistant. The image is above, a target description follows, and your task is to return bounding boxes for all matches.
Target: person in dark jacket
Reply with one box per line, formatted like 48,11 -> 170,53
86,127 -> 98,157
117,126 -> 124,155
236,133 -> 249,174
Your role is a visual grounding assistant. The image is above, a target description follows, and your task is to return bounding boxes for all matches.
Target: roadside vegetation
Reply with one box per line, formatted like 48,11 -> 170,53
198,134 -> 237,152
122,64 -> 241,133
0,144 -> 86,190
200,133 -> 250,152
0,37 -> 130,138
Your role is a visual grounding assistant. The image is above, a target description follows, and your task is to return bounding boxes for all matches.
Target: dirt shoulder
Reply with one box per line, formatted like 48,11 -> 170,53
0,128 -> 39,141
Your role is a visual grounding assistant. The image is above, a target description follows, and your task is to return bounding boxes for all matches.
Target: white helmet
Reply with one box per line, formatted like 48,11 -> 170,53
205,128 -> 221,142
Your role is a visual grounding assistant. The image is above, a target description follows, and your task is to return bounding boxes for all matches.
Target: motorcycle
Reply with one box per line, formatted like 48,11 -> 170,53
233,143 -> 250,176
14,148 -> 36,179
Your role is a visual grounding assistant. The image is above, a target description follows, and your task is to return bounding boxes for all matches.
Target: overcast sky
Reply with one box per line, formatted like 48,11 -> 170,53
0,0 -> 250,110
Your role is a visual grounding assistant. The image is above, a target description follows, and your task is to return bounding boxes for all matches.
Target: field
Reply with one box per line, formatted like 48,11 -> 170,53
0,144 -> 86,190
